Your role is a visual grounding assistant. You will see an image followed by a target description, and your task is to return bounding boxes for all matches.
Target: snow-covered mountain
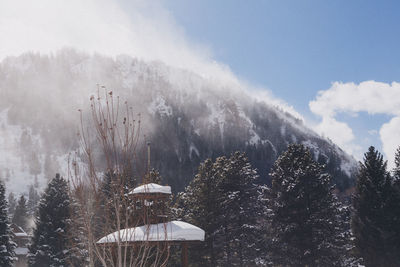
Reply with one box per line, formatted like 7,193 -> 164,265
0,50 -> 357,194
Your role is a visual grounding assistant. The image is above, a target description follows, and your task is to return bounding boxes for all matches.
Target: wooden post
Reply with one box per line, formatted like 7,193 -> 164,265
181,242 -> 188,267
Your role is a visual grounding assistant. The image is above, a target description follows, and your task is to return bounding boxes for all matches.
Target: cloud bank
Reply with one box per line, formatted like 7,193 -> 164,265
0,0 -> 221,78
0,0 -> 301,120
309,81 -> 400,167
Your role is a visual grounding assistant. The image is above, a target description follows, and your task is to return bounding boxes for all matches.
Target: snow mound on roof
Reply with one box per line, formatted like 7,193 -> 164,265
15,247 -> 29,255
97,220 -> 205,243
129,183 -> 171,195
14,232 -> 28,237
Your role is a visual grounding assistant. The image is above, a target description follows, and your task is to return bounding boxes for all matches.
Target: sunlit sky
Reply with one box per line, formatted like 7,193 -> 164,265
1,0 -> 400,166
164,0 -> 399,110
161,0 -> 400,164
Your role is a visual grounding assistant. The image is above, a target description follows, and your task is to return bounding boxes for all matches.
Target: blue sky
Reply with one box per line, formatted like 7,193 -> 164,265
164,0 -> 400,113
162,0 -> 400,162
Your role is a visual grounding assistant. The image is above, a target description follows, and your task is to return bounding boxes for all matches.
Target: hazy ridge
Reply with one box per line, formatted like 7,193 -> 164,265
0,50 -> 357,194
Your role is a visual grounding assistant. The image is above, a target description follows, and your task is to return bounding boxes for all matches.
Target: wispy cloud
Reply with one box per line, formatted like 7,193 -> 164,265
0,0 -> 301,119
309,80 -> 400,167
0,0 -> 221,79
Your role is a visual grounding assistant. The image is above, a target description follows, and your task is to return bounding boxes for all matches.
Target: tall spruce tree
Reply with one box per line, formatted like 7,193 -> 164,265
352,146 -> 400,266
175,152 -> 264,266
68,196 -> 89,267
217,152 -> 264,266
97,170 -> 137,234
146,169 -> 162,184
173,158 -> 222,266
394,146 -> 400,180
12,195 -> 28,231
391,146 -> 400,262
0,181 -> 15,266
28,174 -> 72,267
268,144 -> 346,266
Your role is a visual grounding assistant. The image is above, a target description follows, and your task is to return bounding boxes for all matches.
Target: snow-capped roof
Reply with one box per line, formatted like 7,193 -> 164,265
14,232 -> 28,237
15,247 -> 29,255
10,223 -> 29,237
97,221 -> 204,244
129,183 -> 171,195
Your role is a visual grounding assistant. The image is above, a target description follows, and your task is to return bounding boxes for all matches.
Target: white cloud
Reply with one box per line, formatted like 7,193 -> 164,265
0,0 -> 300,118
250,88 -> 305,121
309,80 -> 400,168
314,117 -> 362,157
310,81 -> 400,117
368,129 -> 378,135
0,0 -> 226,80
380,117 -> 400,168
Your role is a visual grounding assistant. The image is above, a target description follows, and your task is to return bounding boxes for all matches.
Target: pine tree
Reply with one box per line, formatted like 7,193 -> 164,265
217,152 -> 264,266
28,174 -> 72,267
174,158 -> 222,266
393,146 -> 400,182
146,168 -> 162,184
175,152 -> 264,266
352,146 -> 400,266
97,170 -> 136,233
12,195 -> 28,231
68,196 -> 89,267
268,144 -> 346,266
0,181 -> 15,266
391,146 -> 400,263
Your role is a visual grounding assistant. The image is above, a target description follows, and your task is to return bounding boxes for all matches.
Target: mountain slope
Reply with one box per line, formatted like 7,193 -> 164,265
0,50 -> 357,193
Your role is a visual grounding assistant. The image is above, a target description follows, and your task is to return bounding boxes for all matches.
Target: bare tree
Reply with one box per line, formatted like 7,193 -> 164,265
68,86 -> 171,267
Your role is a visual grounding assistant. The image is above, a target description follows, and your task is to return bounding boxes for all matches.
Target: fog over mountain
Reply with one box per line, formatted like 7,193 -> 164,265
0,50 -> 357,194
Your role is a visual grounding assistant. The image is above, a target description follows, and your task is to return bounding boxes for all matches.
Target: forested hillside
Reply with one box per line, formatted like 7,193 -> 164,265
0,50 -> 356,193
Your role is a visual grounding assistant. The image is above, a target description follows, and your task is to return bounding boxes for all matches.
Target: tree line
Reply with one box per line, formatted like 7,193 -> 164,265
173,144 -> 400,266
0,144 -> 399,266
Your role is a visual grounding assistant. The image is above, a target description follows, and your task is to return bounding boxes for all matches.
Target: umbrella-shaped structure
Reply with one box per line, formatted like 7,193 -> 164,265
97,182 -> 204,266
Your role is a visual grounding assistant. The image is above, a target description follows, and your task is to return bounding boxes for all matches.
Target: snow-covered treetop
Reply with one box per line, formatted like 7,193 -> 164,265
129,183 -> 172,195
97,220 -> 205,243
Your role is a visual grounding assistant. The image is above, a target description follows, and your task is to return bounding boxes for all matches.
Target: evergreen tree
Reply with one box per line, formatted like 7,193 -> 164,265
391,146 -> 400,263
12,195 -> 28,231
393,146 -> 400,182
68,196 -> 89,267
268,144 -> 346,266
352,146 -> 400,266
146,168 -> 162,184
175,152 -> 264,266
28,174 -> 72,267
217,152 -> 264,266
173,158 -> 222,266
7,192 -> 17,217
0,181 -> 15,266
97,170 -> 136,233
